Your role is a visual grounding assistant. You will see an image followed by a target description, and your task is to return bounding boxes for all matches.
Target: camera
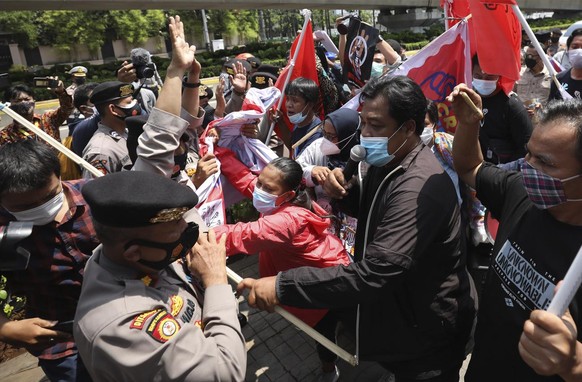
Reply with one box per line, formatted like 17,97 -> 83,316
134,63 -> 155,79
33,77 -> 59,88
0,222 -> 33,271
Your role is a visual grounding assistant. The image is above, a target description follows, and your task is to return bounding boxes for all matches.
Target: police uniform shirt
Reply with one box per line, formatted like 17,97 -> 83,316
74,246 -> 246,381
82,122 -> 132,178
515,66 -> 552,106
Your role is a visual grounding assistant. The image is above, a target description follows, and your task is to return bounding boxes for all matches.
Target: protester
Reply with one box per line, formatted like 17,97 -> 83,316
471,55 -> 532,164
0,140 -> 97,381
270,77 -> 322,156
295,107 -> 360,255
548,28 -> 563,54
549,29 -> 582,101
67,82 -> 99,134
238,76 -> 476,381
115,59 -> 158,113
553,28 -> 581,72
75,171 -> 246,382
449,85 -> 582,381
515,43 -> 552,113
1,81 -> 73,145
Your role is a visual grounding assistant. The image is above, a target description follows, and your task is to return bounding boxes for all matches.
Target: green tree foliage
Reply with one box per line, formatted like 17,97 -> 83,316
108,10 -> 166,44
0,11 -> 39,48
38,11 -> 110,52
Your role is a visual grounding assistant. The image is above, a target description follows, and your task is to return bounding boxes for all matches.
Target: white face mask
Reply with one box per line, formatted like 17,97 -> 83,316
320,138 -> 341,156
420,126 -> 434,145
252,187 -> 278,215
569,48 -> 582,69
472,78 -> 497,96
6,190 -> 64,226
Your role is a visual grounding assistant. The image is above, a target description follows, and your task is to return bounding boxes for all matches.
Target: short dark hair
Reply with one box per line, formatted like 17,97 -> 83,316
427,99 -> 439,125
73,82 -> 99,110
285,77 -> 319,104
361,75 -> 427,135
3,84 -> 34,103
471,54 -> 480,69
567,28 -> 582,49
538,99 -> 582,167
0,140 -> 60,197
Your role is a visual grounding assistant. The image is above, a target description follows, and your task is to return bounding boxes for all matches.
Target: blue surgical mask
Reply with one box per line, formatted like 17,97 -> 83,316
472,78 -> 497,96
252,186 -> 278,215
287,104 -> 309,125
371,62 -> 385,78
360,123 -> 406,167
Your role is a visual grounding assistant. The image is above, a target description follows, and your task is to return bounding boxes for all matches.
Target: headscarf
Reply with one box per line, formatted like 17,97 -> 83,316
326,108 -> 360,166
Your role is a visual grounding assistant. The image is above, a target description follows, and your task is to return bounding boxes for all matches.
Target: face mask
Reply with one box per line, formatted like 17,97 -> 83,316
10,101 -> 35,118
520,160 -> 582,209
252,186 -> 279,215
568,49 -> 582,69
371,62 -> 385,79
126,222 -> 199,271
360,123 -> 406,167
320,138 -> 341,156
420,126 -> 434,145
6,190 -> 64,226
287,104 -> 309,125
114,100 -> 142,120
472,78 -> 497,96
74,77 -> 86,85
524,57 -> 538,69
551,37 -> 560,43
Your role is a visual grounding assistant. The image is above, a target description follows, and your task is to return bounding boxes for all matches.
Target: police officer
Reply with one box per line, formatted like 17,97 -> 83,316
66,65 -> 88,95
74,170 -> 246,381
81,81 -> 141,178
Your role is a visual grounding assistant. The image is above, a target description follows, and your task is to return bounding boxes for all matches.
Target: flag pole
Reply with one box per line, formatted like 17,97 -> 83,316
512,5 -> 566,95
265,9 -> 312,144
0,103 -> 104,178
444,1 -> 450,30
226,267 -> 358,366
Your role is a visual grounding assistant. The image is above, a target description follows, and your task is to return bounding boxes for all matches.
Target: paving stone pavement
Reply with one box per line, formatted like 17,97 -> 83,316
1,253 -> 469,381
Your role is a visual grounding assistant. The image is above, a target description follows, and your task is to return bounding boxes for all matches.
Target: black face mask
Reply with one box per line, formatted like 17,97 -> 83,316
524,57 -> 538,69
74,77 -> 86,85
551,37 -> 560,43
113,101 -> 142,120
10,101 -> 35,118
125,222 -> 199,271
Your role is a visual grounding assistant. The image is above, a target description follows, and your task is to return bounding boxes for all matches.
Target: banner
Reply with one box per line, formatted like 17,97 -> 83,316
342,17 -> 380,88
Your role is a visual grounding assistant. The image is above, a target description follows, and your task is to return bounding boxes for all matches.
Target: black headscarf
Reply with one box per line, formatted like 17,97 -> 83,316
326,108 -> 360,167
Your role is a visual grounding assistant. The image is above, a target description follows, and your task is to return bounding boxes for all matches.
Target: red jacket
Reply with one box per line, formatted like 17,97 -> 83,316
214,147 -> 350,326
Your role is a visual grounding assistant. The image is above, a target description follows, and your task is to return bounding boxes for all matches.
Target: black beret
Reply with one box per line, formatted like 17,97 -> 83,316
249,72 -> 278,89
255,64 -> 280,76
246,56 -> 262,70
90,81 -> 134,105
82,171 -> 199,227
223,58 -> 252,76
199,84 -> 214,99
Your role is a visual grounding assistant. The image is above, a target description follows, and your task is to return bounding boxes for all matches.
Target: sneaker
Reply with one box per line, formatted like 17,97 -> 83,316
318,365 -> 340,382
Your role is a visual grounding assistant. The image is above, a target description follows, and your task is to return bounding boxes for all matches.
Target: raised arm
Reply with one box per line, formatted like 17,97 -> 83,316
448,83 -> 485,189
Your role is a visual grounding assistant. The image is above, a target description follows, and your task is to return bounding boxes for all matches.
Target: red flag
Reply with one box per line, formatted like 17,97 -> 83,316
396,20 -> 472,134
274,20 -> 321,133
441,0 -> 471,28
469,0 -> 521,94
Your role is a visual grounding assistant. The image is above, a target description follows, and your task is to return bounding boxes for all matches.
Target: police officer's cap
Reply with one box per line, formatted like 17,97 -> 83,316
249,72 -> 278,89
82,171 -> 199,227
223,58 -> 252,76
69,66 -> 88,77
199,84 -> 214,100
246,56 -> 262,70
90,81 -> 134,106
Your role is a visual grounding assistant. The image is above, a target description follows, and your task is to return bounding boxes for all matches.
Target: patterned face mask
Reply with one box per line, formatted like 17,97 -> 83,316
520,160 -> 582,209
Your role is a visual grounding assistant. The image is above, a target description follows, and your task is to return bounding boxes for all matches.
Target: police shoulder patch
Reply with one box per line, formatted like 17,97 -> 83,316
130,309 -> 161,330
146,310 -> 181,343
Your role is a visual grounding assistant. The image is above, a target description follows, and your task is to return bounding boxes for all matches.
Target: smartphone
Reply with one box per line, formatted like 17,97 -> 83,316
33,77 -> 58,88
53,320 -> 74,333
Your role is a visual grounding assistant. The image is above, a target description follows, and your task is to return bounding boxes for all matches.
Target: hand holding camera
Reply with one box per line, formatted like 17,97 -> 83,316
33,76 -> 64,93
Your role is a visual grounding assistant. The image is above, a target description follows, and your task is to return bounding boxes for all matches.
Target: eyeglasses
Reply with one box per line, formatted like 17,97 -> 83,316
320,126 -> 338,141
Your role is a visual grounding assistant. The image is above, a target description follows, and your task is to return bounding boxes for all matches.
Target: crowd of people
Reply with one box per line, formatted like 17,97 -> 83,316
0,13 -> 581,382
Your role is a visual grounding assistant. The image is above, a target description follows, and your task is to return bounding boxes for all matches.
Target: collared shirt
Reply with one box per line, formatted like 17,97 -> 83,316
0,180 -> 99,360
514,66 -> 552,106
81,122 -> 132,178
0,91 -> 74,145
